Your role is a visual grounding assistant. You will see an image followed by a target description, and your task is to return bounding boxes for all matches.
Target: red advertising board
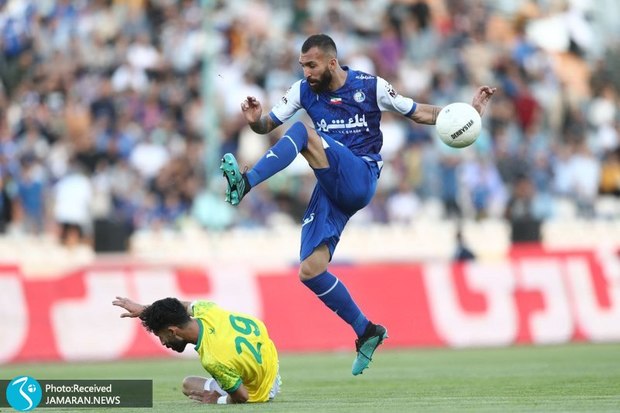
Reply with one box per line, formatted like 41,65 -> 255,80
1,246 -> 619,363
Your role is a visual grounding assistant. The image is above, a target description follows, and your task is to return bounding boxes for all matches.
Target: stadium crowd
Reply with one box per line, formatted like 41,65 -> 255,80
0,0 -> 619,247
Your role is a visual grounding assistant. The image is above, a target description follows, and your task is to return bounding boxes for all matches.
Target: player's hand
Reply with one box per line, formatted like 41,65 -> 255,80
112,296 -> 145,318
471,86 -> 496,116
240,96 -> 263,124
187,390 -> 220,404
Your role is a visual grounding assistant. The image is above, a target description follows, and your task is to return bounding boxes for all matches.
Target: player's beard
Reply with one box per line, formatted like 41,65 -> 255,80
166,337 -> 188,353
308,68 -> 332,93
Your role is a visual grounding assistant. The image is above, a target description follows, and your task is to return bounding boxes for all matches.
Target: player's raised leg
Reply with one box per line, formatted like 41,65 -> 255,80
221,121 -> 310,206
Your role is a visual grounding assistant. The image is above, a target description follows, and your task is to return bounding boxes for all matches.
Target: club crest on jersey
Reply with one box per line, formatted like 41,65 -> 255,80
353,90 -> 366,103
329,96 -> 342,104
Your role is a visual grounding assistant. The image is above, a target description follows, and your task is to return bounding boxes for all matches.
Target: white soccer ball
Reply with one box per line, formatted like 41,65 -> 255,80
435,102 -> 482,148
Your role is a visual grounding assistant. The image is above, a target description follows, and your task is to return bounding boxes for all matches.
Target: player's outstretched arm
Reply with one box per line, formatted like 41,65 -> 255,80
241,96 -> 278,134
113,297 -> 194,318
471,86 -> 497,116
409,103 -> 443,125
409,86 -> 496,125
112,296 -> 146,318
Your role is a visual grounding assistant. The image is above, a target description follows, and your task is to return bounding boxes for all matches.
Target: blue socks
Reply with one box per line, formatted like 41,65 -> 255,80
303,271 -> 370,337
246,121 -> 308,188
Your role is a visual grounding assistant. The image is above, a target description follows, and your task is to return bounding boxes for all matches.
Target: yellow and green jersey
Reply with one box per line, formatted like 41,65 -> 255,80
191,301 -> 279,402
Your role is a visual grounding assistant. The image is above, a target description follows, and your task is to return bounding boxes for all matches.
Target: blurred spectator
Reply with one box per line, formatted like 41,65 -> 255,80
373,21 -> 402,80
505,175 -> 549,244
386,179 -> 420,224
0,171 -> 15,233
454,228 -> 475,261
16,156 -> 46,234
129,131 -> 170,181
599,149 -> 620,197
52,159 -> 93,246
460,155 -> 507,219
90,79 -> 117,125
566,142 -> 601,217
438,155 -> 461,218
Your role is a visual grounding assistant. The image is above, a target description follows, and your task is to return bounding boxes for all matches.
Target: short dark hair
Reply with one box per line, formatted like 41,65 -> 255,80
139,297 -> 191,333
301,34 -> 337,57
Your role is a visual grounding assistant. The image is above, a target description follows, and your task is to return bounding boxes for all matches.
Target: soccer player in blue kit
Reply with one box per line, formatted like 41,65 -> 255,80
221,34 -> 496,375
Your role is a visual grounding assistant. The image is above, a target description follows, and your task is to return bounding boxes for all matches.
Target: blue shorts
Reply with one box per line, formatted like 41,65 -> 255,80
299,133 -> 380,261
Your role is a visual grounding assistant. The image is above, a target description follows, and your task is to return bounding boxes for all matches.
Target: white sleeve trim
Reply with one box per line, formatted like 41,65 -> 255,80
270,80 -> 303,124
376,76 -> 416,115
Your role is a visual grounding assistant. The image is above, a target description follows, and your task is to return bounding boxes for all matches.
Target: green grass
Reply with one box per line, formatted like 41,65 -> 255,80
2,343 -> 620,412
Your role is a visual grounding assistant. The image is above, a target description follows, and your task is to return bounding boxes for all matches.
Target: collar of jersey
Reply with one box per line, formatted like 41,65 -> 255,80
330,66 -> 350,94
194,318 -> 203,352
314,66 -> 351,95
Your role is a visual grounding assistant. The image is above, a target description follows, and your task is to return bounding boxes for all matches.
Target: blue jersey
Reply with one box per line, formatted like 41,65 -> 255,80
268,67 -> 417,163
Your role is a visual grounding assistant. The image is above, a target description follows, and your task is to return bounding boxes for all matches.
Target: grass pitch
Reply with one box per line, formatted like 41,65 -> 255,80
2,343 -> 619,412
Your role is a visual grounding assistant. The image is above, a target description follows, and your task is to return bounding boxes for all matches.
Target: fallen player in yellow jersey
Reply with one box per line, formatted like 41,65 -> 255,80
113,296 -> 281,404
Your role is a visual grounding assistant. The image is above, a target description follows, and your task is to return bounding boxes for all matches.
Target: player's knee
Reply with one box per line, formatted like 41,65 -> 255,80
298,261 -> 326,282
181,376 -> 202,397
305,128 -> 322,149
299,127 -> 325,152
301,129 -> 329,166
299,246 -> 330,281
298,265 -> 312,282
181,377 -> 192,396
